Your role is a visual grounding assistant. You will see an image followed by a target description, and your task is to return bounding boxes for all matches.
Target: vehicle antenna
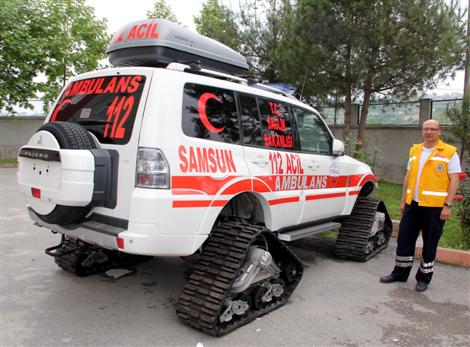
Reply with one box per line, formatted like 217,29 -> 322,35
300,67 -> 309,101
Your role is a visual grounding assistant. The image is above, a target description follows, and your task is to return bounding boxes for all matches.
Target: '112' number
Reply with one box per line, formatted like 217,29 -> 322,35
104,96 -> 134,139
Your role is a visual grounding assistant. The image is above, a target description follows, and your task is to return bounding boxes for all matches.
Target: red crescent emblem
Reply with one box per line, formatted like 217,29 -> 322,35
51,99 -> 73,122
198,92 -> 225,134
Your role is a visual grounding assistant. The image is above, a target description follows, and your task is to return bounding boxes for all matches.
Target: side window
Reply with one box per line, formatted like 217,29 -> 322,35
293,107 -> 332,155
239,94 -> 262,146
258,99 -> 295,150
182,83 -> 239,144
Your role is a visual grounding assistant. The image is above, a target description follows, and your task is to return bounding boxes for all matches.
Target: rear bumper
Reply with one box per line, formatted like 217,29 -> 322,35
29,207 -> 207,256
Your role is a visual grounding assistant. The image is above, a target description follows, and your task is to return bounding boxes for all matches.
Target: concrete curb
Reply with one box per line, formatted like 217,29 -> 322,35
391,220 -> 470,268
0,163 -> 18,168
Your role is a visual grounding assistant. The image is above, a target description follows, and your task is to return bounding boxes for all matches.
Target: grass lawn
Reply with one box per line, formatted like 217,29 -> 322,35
374,181 -> 468,251
0,158 -> 17,165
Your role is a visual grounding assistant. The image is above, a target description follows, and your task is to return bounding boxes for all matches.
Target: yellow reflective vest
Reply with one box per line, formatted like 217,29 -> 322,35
406,140 -> 457,207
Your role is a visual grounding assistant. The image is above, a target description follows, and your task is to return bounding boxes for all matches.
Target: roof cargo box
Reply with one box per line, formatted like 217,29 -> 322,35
107,19 -> 249,76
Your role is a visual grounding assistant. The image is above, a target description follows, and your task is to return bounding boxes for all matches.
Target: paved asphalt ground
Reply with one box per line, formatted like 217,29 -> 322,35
1,167 -> 469,347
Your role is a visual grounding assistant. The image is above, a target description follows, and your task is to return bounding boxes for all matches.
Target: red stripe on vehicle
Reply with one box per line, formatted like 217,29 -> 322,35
253,179 -> 273,193
349,190 -> 361,195
172,200 -> 211,208
171,189 -> 205,195
305,192 -> 346,201
171,174 -> 372,196
220,179 -> 252,195
268,197 -> 300,205
347,174 -> 363,187
172,200 -> 228,208
211,200 -> 228,207
172,175 -> 237,195
358,174 -> 377,186
328,176 -> 349,187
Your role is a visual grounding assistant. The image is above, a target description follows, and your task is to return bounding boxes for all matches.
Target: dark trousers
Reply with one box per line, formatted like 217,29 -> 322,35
391,201 -> 445,284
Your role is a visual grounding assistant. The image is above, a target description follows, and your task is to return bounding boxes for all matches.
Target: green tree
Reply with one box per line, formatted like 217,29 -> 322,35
1,0 -> 48,112
194,0 -> 293,80
0,0 -> 109,113
40,0 -> 109,108
239,0 -> 294,80
445,98 -> 470,164
280,0 -> 466,151
147,0 -> 180,23
194,0 -> 240,51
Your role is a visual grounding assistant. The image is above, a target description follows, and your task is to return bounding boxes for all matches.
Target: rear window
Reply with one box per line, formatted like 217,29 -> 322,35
50,75 -> 146,145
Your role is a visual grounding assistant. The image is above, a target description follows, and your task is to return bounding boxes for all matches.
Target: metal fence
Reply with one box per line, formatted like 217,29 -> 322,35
321,105 -> 345,125
321,98 -> 463,126
366,101 -> 420,125
431,99 -> 463,126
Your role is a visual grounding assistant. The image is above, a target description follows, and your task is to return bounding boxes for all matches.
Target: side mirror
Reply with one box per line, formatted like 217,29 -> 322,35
332,139 -> 345,156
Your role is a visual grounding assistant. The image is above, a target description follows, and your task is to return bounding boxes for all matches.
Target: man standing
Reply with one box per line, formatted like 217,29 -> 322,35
380,119 -> 461,292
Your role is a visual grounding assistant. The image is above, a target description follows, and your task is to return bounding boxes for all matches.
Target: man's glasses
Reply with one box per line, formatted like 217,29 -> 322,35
422,127 -> 440,132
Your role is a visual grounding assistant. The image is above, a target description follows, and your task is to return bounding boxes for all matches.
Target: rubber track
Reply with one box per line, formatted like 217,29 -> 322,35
176,222 -> 303,336
335,197 -> 392,262
52,237 -> 149,276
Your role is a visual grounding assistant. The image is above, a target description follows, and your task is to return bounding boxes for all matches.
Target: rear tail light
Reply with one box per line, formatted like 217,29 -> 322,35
31,188 -> 41,198
116,237 -> 125,249
136,147 -> 170,189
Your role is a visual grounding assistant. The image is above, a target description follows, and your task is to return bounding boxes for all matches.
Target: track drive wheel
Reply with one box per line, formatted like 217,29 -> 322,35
176,222 -> 303,336
335,197 -> 393,262
47,235 -> 150,276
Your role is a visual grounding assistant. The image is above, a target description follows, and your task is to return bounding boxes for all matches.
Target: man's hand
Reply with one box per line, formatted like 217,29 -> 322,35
400,199 -> 406,214
400,171 -> 410,215
440,206 -> 452,220
440,173 -> 459,221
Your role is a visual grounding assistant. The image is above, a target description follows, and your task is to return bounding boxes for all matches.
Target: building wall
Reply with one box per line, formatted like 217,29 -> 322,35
1,117 -> 467,183
0,117 -> 45,158
331,126 -> 467,183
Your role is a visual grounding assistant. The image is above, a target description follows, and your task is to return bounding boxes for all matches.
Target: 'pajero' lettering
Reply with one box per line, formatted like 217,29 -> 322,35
178,145 -> 237,174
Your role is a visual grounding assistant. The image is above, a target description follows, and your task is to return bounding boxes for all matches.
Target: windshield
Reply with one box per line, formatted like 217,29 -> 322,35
50,75 -> 146,145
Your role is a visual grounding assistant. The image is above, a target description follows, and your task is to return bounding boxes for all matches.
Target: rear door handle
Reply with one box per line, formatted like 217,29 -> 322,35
307,161 -> 320,170
250,155 -> 269,167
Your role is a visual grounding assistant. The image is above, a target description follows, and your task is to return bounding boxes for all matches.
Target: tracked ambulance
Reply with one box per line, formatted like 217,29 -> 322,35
17,19 -> 392,335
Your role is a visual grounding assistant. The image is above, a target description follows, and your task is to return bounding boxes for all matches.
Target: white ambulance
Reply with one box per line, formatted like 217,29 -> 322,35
17,19 -> 392,335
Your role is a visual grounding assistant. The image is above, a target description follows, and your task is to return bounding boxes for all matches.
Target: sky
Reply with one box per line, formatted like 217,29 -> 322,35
86,0 -> 468,96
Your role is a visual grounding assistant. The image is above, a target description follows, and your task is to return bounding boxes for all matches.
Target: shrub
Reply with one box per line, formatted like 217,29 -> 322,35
456,171 -> 470,248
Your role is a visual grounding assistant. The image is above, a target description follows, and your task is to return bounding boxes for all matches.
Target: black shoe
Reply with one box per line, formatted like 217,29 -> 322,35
415,281 -> 428,292
380,274 -> 400,283
380,274 -> 407,283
